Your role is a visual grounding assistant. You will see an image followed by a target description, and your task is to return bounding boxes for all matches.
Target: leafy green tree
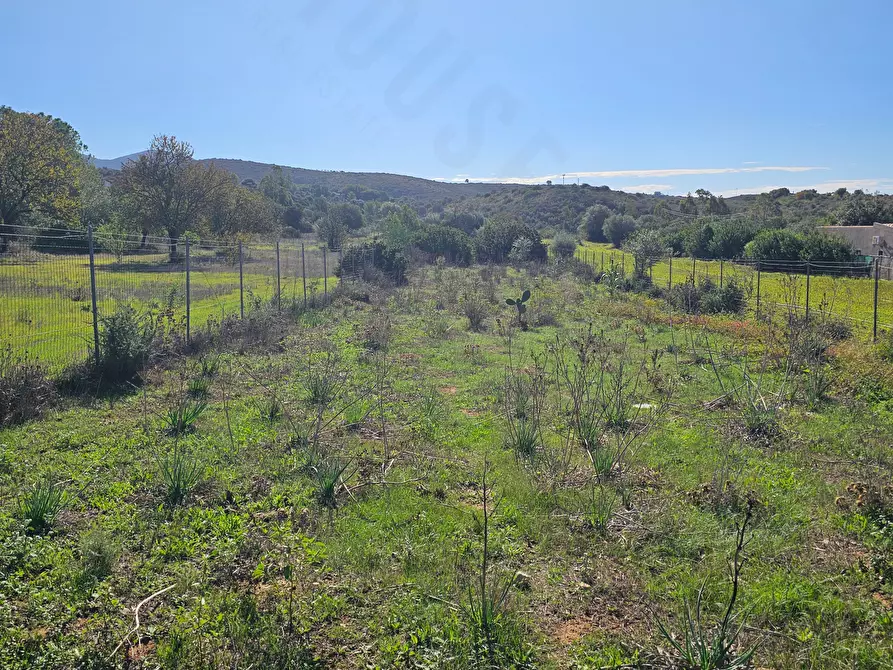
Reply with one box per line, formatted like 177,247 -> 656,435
328,202 -> 364,231
475,215 -> 546,263
683,221 -> 714,257
836,193 -> 891,226
116,135 -> 231,259
442,210 -> 485,234
578,204 -> 610,242
602,214 -> 637,246
0,107 -> 86,251
207,177 -> 276,238
380,204 -> 422,250
259,166 -> 296,208
283,205 -> 311,234
679,192 -> 698,215
625,229 -> 666,276
744,229 -> 804,262
707,220 -> 754,259
550,232 -> 578,258
412,224 -> 474,265
316,213 -> 347,250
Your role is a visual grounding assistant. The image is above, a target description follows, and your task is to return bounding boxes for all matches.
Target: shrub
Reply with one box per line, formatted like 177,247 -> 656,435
668,279 -> 744,315
550,232 -> 578,259
336,240 -> 408,285
412,225 -> 474,265
602,214 -> 637,246
462,290 -> 489,332
578,204 -> 610,242
20,480 -> 65,534
96,304 -> 155,382
475,216 -> 546,263
0,347 -> 55,427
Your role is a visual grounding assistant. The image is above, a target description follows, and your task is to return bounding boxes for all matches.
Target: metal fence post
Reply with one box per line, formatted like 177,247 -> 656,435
323,247 -> 328,297
691,256 -> 696,282
805,261 -> 811,320
301,243 -> 307,307
621,253 -> 625,277
87,224 -> 101,367
874,256 -> 880,342
668,254 -> 672,289
756,261 -> 761,318
601,251 -> 604,272
275,239 -> 281,312
720,259 -> 724,288
239,241 -> 245,319
185,237 -> 191,343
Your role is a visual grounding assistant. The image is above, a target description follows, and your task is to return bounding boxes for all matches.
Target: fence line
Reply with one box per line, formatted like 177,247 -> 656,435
573,247 -> 891,340
0,225 -> 374,371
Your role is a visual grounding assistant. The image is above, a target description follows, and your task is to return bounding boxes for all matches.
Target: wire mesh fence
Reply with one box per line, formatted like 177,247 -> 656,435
575,246 -> 893,340
0,225 -> 341,372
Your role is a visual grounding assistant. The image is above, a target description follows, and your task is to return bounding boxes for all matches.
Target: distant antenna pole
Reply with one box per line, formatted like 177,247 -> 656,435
562,173 -> 566,185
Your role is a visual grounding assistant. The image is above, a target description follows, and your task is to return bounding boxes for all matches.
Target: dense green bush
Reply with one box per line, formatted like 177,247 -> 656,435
667,278 -> 744,314
337,240 -> 408,285
602,214 -> 637,246
412,225 -> 474,265
96,304 -> 156,382
442,210 -> 485,234
578,204 -> 611,242
550,232 -> 578,259
744,229 -> 858,267
475,216 -> 546,263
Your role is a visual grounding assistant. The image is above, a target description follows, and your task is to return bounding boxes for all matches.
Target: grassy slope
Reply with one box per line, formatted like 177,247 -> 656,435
1,266 -> 893,668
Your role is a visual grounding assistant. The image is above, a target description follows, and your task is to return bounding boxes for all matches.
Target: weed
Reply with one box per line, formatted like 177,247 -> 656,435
462,289 -> 489,332
460,460 -> 518,665
79,527 -> 118,580
655,507 -> 757,670
159,447 -> 203,506
20,480 -> 65,534
162,400 -> 207,435
0,347 -> 55,427
313,457 -> 351,511
187,376 -> 211,399
587,483 -> 616,534
256,395 -> 283,425
199,355 -> 220,378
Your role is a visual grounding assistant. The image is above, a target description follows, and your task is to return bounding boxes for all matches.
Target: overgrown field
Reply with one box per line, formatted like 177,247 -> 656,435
2,261 -> 893,669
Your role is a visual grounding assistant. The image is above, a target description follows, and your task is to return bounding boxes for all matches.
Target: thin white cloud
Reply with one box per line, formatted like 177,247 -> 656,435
618,183 -> 673,193
447,165 -> 827,185
713,178 -> 893,198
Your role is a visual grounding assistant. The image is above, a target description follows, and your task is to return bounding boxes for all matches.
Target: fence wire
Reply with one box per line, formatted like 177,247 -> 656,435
0,225 -> 336,371
574,247 -> 892,339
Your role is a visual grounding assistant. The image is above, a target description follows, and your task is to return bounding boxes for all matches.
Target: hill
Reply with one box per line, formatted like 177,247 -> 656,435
91,153 -> 516,202
89,153 -> 893,229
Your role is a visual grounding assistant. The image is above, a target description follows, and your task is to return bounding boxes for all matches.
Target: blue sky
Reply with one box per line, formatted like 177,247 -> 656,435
3,0 -> 892,196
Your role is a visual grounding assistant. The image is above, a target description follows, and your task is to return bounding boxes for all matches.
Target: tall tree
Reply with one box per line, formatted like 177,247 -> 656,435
0,107 -> 85,251
116,135 -> 230,259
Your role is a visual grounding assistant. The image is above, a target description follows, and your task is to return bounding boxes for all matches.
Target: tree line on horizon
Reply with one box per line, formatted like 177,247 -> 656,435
1,105 -> 889,267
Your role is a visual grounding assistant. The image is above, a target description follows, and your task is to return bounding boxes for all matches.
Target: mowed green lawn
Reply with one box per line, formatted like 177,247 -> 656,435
0,249 -> 336,370
575,241 -> 893,335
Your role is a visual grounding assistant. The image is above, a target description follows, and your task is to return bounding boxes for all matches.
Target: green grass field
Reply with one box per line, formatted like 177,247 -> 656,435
0,247 -> 337,370
574,241 -> 893,336
2,261 -> 893,668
